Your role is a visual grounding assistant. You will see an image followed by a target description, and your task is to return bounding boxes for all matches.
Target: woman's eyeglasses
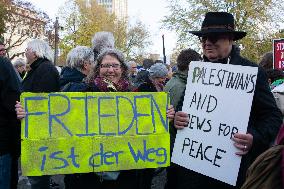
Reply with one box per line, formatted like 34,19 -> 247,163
100,64 -> 121,69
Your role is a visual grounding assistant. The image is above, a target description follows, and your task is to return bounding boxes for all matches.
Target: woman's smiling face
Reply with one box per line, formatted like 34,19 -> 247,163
99,55 -> 123,84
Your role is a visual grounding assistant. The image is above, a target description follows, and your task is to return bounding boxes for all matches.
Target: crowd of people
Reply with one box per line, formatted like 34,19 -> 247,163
0,11 -> 284,189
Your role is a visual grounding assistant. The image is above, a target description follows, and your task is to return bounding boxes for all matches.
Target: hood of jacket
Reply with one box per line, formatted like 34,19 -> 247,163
59,67 -> 86,88
172,70 -> 188,84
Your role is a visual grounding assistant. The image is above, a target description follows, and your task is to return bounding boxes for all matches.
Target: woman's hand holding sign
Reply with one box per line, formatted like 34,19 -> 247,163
166,105 -> 175,121
232,133 -> 253,156
15,101 -> 25,120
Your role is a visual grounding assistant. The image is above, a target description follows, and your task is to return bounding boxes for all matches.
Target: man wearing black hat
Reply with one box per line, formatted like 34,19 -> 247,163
170,12 -> 282,189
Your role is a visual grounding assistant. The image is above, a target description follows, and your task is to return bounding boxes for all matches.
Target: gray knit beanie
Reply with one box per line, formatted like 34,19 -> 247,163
149,63 -> 168,78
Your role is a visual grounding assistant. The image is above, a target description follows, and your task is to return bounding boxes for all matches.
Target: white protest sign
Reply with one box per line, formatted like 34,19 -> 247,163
171,61 -> 258,186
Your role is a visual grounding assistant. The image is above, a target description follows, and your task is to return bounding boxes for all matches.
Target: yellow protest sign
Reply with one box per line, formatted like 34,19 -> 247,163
21,92 -> 170,176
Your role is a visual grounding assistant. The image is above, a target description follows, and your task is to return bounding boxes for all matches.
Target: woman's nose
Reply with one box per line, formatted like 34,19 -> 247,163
107,67 -> 115,72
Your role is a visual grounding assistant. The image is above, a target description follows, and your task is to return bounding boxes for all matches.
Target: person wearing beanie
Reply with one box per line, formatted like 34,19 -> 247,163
137,63 -> 168,92
135,62 -> 173,188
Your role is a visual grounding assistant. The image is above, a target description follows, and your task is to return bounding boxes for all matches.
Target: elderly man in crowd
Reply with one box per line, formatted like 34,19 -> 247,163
91,31 -> 115,61
60,46 -> 95,91
169,12 -> 282,189
127,60 -> 138,86
21,39 -> 59,189
13,58 -> 26,79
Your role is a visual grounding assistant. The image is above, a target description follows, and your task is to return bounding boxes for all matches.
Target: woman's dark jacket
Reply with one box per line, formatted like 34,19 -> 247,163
137,77 -> 157,92
22,58 -> 59,92
64,79 -> 144,189
168,45 -> 282,189
0,57 -> 21,156
59,67 -> 90,92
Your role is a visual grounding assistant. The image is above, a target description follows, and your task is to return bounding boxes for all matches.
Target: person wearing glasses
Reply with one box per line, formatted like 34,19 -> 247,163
18,48 -> 128,188
168,12 -> 282,189
16,48 -> 175,189
127,60 -> 138,86
71,49 -> 174,188
19,39 -> 60,189
23,39 -> 59,93
85,48 -> 130,93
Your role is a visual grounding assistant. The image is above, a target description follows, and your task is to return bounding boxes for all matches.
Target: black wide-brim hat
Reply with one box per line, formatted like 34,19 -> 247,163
189,12 -> 247,41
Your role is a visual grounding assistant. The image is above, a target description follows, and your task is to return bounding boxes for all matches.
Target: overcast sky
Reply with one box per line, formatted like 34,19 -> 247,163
26,0 -> 177,56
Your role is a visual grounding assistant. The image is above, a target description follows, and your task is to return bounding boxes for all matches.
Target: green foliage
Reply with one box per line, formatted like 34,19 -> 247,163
122,20 -> 152,60
0,0 -> 10,38
58,0 -> 151,64
162,0 -> 284,62
58,0 -> 127,63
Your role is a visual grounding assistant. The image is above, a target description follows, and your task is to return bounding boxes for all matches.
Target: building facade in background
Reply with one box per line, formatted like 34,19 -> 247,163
87,0 -> 128,21
4,3 -> 47,60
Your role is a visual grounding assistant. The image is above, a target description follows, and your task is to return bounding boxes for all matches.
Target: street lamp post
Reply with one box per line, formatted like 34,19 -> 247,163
73,17 -> 76,47
162,34 -> 166,64
54,17 -> 59,66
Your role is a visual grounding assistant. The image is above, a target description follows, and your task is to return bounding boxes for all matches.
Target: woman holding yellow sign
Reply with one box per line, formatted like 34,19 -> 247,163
66,48 -> 174,189
16,48 -> 175,189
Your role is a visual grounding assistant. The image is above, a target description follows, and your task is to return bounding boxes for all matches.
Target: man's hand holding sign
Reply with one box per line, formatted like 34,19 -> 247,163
174,113 -> 253,156
167,12 -> 282,189
232,133 -> 253,156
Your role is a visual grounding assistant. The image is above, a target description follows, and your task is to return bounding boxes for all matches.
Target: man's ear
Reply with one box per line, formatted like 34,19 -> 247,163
229,38 -> 234,45
83,62 -> 88,70
268,78 -> 272,85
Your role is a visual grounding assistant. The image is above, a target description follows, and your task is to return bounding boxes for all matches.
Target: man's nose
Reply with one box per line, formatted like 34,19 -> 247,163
205,38 -> 214,45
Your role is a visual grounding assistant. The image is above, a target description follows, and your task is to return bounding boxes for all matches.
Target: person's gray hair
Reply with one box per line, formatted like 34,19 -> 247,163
127,60 -> 137,68
27,39 -> 54,62
149,63 -> 168,78
13,58 -> 26,68
66,46 -> 94,71
259,51 -> 273,71
91,31 -> 115,54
